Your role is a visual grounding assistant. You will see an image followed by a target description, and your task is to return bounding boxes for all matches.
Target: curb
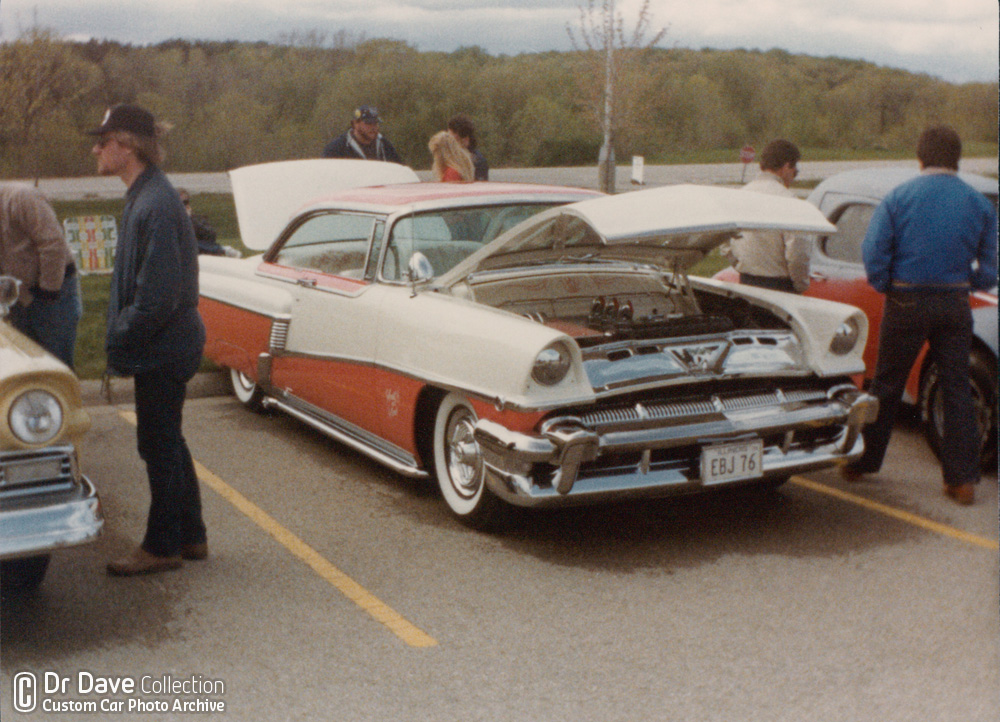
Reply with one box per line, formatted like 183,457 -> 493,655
79,370 -> 230,407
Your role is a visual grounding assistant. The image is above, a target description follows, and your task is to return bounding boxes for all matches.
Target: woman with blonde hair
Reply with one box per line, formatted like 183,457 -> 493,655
428,130 -> 474,182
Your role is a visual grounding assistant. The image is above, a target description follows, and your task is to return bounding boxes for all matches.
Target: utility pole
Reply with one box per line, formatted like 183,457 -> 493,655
597,0 -> 615,194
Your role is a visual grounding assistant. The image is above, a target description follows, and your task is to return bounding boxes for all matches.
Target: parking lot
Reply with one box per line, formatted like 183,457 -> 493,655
2,377 -> 997,722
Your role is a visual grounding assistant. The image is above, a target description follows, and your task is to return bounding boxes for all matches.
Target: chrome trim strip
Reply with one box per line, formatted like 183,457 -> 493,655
253,269 -> 371,298
261,394 -> 429,479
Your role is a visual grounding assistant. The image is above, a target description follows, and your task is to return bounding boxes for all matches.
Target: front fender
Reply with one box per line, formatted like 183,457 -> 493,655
693,277 -> 868,378
374,289 -> 595,410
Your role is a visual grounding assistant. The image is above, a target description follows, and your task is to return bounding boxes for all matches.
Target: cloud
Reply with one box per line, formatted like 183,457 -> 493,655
2,0 -> 997,82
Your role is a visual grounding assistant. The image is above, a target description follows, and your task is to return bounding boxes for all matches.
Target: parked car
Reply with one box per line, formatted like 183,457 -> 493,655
718,168 -> 997,465
1,276 -> 103,590
200,160 -> 877,527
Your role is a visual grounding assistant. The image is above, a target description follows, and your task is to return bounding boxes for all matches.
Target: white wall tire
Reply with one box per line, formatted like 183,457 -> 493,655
229,367 -> 264,410
432,392 -> 503,528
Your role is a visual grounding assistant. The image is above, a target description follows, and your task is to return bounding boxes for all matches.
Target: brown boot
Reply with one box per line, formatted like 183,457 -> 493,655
106,548 -> 183,577
943,483 -> 975,506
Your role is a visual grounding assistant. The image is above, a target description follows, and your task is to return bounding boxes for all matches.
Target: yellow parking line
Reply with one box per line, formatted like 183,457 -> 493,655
116,410 -> 438,648
790,476 -> 999,551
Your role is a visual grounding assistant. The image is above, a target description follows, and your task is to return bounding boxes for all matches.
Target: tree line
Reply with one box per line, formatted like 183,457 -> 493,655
1,28 -> 997,179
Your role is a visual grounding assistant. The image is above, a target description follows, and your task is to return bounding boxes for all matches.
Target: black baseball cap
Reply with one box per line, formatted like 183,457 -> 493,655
353,105 -> 380,123
87,104 -> 156,137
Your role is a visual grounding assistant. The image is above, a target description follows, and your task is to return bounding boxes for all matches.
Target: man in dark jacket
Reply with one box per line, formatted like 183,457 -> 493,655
89,104 -> 208,575
322,105 -> 403,163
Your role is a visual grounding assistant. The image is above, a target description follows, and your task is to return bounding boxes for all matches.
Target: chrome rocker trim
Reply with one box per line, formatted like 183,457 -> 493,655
474,385 -> 878,508
261,394 -> 429,480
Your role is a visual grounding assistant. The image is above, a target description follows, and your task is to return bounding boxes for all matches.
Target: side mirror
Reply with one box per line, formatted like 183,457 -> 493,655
0,276 -> 21,316
406,252 -> 434,286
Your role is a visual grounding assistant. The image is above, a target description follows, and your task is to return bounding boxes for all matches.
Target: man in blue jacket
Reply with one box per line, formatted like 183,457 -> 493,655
89,104 -> 208,574
322,105 -> 403,163
845,125 -> 998,505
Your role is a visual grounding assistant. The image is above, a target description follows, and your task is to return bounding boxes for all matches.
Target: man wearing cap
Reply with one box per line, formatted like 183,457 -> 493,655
88,104 -> 208,576
0,182 -> 82,368
322,105 -> 403,163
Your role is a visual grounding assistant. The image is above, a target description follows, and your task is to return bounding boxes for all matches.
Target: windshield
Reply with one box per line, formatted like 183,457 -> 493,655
381,203 -> 560,281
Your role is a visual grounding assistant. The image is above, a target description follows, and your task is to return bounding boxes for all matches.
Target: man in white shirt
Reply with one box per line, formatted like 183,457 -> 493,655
724,139 -> 810,293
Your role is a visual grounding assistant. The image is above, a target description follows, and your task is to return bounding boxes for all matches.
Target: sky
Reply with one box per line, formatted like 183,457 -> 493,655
2,0 -> 997,84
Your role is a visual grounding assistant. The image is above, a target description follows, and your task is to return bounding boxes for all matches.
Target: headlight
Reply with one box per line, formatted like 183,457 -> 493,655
532,344 -> 572,386
829,318 -> 861,356
9,390 -> 64,444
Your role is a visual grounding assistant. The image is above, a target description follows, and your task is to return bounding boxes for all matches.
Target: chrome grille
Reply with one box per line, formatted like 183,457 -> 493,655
269,318 -> 291,352
0,447 -> 76,494
576,388 -> 829,429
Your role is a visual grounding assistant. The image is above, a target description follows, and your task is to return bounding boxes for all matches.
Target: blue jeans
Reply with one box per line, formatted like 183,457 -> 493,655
853,289 -> 978,486
135,358 -> 207,557
8,273 -> 82,370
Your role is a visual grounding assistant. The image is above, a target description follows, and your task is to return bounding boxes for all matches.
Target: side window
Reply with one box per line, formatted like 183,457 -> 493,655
821,203 -> 875,265
271,213 -> 378,278
381,203 -> 561,281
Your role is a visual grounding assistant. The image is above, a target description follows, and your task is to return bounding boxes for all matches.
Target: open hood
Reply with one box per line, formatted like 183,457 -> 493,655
438,184 -> 836,284
229,159 -> 419,250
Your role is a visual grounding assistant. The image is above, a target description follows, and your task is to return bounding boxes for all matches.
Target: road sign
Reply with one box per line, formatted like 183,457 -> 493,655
740,145 -> 755,164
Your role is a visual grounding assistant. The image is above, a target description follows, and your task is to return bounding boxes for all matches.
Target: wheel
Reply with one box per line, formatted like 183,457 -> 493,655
432,393 -> 504,529
229,367 -> 264,410
920,350 -> 997,468
1,555 -> 50,592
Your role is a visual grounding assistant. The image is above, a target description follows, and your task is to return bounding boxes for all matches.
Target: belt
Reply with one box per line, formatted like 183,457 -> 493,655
890,280 -> 969,291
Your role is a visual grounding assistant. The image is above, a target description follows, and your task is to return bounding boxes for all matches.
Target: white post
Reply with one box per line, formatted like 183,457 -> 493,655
598,0 -> 616,194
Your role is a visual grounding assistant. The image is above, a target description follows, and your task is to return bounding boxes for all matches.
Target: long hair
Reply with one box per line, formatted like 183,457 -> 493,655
429,130 -> 474,182
110,121 -> 172,166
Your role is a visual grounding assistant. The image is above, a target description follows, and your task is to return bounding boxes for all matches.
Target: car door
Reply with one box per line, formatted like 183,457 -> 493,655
259,211 -> 387,432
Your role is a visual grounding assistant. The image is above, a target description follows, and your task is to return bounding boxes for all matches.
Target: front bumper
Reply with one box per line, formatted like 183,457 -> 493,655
1,446 -> 104,560
475,384 -> 878,508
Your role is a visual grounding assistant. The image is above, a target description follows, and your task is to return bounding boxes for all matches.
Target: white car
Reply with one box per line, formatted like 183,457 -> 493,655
199,160 -> 877,527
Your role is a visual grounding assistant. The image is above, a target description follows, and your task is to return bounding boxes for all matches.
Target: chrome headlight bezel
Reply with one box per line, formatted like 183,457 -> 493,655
829,317 -> 861,356
531,343 -> 572,386
9,389 -> 64,445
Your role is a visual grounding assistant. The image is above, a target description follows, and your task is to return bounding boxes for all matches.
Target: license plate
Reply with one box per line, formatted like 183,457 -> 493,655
700,440 -> 763,485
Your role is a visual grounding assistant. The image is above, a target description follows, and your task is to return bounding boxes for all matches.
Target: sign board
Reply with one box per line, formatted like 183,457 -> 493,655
739,145 -> 756,164
64,216 -> 117,274
631,155 -> 645,186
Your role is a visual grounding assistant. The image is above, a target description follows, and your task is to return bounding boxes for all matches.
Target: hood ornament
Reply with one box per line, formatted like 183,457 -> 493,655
671,341 -> 729,373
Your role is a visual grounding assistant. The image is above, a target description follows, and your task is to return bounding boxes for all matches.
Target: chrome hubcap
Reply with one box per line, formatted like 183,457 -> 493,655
445,408 -> 483,499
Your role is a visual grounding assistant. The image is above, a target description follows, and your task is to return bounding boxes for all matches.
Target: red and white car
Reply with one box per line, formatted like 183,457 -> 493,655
717,168 -> 997,465
199,160 -> 877,527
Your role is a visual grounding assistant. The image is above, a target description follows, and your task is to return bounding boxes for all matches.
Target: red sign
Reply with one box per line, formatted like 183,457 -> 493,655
739,145 -> 755,164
